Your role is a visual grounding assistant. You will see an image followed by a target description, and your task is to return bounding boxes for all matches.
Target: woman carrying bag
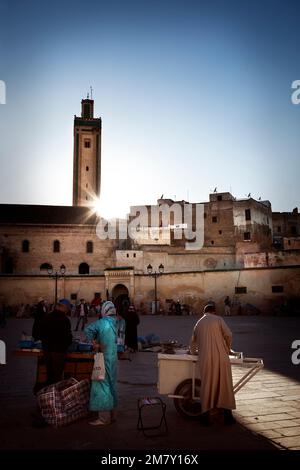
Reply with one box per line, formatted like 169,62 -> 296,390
84,301 -> 118,426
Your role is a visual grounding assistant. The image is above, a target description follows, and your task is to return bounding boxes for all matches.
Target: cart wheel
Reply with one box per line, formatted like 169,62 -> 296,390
173,379 -> 202,419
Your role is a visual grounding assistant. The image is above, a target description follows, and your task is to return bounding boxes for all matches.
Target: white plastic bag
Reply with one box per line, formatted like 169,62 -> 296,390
91,352 -> 105,381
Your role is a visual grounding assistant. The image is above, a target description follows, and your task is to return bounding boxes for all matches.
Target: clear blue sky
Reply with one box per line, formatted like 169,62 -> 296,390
0,0 -> 299,217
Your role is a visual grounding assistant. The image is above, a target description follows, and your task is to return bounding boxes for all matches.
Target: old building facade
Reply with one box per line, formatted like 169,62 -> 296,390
0,98 -> 299,313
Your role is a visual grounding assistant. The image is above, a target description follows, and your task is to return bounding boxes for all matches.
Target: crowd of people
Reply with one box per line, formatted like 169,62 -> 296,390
29,295 -> 140,427
1,286 -> 239,429
2,295 -> 251,323
27,292 -> 237,428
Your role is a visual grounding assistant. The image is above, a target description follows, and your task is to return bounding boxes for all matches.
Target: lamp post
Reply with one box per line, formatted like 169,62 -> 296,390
48,264 -> 66,305
147,263 -> 164,315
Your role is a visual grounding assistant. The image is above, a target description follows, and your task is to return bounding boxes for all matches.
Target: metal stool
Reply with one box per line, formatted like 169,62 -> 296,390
137,397 -> 168,437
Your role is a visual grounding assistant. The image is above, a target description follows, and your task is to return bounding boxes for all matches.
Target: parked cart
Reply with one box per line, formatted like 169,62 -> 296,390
157,352 -> 263,418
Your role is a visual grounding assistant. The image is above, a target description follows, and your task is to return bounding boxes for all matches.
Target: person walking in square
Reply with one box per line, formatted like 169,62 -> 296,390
122,302 -> 140,352
75,298 -> 89,331
224,296 -> 231,316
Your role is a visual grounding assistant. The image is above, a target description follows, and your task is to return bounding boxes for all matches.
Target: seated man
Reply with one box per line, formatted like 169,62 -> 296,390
189,302 -> 236,425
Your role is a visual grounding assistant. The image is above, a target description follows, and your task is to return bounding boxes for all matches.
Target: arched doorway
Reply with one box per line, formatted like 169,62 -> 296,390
112,284 -> 129,312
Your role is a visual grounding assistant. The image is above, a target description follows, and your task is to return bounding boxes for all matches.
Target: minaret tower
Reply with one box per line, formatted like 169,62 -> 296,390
73,93 -> 102,206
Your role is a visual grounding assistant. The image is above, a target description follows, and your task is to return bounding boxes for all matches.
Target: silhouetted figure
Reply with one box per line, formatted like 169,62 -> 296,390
175,300 -> 182,316
32,298 -> 47,341
122,302 -> 140,352
40,299 -> 72,385
224,296 -> 231,316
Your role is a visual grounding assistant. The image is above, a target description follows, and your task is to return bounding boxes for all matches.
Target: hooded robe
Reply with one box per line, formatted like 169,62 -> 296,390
189,313 -> 236,414
85,315 -> 118,411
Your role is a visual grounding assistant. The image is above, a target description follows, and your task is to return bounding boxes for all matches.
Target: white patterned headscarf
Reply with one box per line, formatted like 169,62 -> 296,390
101,301 -> 116,317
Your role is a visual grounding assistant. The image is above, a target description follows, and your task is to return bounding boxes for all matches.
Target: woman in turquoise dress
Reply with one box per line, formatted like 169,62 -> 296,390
84,301 -> 118,426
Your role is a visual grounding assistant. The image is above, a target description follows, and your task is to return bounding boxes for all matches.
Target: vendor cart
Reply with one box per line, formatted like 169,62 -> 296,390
157,352 -> 263,418
14,348 -> 131,393
14,349 -> 94,393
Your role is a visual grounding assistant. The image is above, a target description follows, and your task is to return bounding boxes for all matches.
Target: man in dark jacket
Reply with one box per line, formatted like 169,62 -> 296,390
40,299 -> 72,385
32,297 -> 47,341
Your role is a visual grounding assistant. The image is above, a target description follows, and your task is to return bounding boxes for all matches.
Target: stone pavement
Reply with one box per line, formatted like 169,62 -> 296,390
0,315 -> 299,451
234,369 -> 300,449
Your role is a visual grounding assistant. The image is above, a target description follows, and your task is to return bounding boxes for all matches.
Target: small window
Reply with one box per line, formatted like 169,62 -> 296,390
53,240 -> 60,252
235,287 -> 247,294
212,216 -> 218,223
22,239 -> 30,252
291,226 -> 297,235
219,230 -> 222,235
79,262 -> 89,275
40,263 -> 52,271
133,253 -> 136,258
86,183 -> 88,188
277,226 -> 281,233
288,240 -> 291,246
84,139 -> 91,148
126,253 -> 129,258
244,232 -> 251,241
86,196 -> 88,200
245,209 -> 251,221
217,195 -> 222,201
86,166 -> 89,171
211,240 -> 214,245
272,285 -> 284,293
86,241 -> 93,253
71,293 -> 77,301
204,213 -> 207,219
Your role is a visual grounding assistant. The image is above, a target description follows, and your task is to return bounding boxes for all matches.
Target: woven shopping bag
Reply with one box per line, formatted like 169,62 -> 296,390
37,378 -> 90,427
91,352 -> 105,381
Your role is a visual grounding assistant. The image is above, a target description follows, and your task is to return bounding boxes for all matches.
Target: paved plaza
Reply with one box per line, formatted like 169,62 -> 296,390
0,314 -> 299,451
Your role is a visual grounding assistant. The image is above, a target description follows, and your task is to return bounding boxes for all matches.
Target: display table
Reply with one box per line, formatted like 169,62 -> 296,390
14,349 -> 94,392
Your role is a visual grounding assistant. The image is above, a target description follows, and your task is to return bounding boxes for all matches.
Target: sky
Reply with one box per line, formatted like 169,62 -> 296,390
0,0 -> 299,217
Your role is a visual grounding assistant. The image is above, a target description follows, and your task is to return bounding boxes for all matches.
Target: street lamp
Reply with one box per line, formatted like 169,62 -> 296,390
147,263 -> 164,315
48,264 -> 66,305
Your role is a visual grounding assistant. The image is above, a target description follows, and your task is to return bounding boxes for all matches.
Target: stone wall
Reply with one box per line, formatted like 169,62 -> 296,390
116,248 -> 236,273
0,275 -> 106,305
1,266 -> 299,315
134,266 -> 300,314
0,225 -> 116,275
244,251 -> 300,268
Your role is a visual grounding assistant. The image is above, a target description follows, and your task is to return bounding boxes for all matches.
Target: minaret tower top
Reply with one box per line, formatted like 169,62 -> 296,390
73,96 -> 102,207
